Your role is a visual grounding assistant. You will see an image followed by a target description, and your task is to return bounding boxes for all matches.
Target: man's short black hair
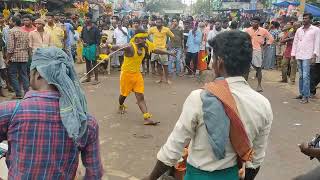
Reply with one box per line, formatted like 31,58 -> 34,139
132,18 -> 140,23
208,31 -> 252,76
86,13 -> 93,19
252,16 -> 261,22
272,21 -> 280,28
46,12 -> 54,17
303,12 -> 313,20
172,16 -> 179,22
134,28 -> 146,36
11,16 -> 21,26
156,17 -> 163,22
230,21 -> 238,29
22,14 -> 32,20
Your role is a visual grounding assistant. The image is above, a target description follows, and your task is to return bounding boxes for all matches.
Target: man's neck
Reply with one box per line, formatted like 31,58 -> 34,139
37,28 -> 44,32
25,25 -> 32,28
48,22 -> 54,27
253,26 -> 259,30
304,24 -> 311,29
157,26 -> 162,31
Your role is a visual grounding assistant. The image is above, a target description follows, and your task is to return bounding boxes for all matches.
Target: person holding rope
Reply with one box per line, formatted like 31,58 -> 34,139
110,28 -> 176,125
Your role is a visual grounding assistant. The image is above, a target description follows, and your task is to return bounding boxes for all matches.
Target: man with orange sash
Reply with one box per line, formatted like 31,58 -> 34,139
110,29 -> 175,125
143,31 -> 273,180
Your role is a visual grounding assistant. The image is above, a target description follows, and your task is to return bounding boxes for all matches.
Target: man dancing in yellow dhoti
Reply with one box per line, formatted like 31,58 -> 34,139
110,29 -> 175,125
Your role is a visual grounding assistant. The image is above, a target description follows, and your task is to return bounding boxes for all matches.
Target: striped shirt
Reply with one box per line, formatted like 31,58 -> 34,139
0,90 -> 103,179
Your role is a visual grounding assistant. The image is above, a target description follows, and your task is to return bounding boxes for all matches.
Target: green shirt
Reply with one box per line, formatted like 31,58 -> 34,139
170,27 -> 183,48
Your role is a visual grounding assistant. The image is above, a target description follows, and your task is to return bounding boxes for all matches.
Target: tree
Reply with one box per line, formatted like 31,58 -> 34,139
193,0 -> 217,15
145,0 -> 186,13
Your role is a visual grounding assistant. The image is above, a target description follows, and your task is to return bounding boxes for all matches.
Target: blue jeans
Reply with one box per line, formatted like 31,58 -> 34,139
168,47 -> 182,74
8,62 -> 29,96
297,59 -> 311,98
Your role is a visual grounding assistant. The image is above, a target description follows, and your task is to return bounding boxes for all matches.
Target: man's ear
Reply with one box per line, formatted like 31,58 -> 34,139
34,70 -> 42,80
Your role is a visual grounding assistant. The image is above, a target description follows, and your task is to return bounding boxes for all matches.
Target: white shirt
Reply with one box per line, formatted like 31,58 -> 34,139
157,77 -> 273,171
206,28 -> 224,47
291,25 -> 320,60
113,27 -> 128,45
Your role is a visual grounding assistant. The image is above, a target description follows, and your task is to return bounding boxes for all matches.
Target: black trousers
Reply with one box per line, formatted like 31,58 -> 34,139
185,52 -> 198,74
85,60 -> 98,79
310,63 -> 320,95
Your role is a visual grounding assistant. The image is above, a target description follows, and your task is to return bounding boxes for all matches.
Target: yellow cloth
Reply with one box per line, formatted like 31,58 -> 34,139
120,71 -> 144,96
76,27 -> 83,62
148,26 -> 174,49
98,54 -> 109,62
121,42 -> 149,73
44,24 -> 65,48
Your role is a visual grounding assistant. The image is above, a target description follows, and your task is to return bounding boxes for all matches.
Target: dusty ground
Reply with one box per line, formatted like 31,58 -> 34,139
1,66 -> 319,180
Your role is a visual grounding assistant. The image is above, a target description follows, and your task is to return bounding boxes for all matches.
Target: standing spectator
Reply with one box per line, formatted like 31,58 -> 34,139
6,16 -> 30,99
229,21 -> 239,30
45,13 -> 65,49
0,47 -> 103,179
0,15 -> 6,96
185,22 -> 202,76
222,19 -> 230,31
197,22 -> 208,72
113,19 -> 128,68
63,19 -> 75,60
21,14 -> 36,33
207,21 -> 223,67
144,31 -> 273,180
310,22 -> 320,98
280,22 -> 300,84
81,13 -> 101,85
169,17 -> 184,76
245,16 -> 274,92
29,19 -> 52,54
148,17 -> 174,84
291,13 -> 320,103
263,21 -> 280,69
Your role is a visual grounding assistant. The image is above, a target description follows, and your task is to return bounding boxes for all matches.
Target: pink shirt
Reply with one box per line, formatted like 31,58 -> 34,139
21,25 -> 36,33
245,27 -> 274,50
29,30 -> 52,53
291,25 -> 320,60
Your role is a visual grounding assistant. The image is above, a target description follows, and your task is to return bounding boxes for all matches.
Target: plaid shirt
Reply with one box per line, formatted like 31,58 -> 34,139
0,90 -> 103,179
7,27 -> 29,62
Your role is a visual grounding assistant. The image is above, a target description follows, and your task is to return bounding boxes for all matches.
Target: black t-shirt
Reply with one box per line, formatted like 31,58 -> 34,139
81,25 -> 101,45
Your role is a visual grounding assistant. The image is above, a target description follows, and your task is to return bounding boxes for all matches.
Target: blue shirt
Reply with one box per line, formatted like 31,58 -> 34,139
186,29 -> 202,53
64,23 -> 73,47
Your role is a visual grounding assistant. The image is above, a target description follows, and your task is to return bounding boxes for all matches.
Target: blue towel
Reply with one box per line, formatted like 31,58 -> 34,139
30,47 -> 88,142
200,90 -> 230,160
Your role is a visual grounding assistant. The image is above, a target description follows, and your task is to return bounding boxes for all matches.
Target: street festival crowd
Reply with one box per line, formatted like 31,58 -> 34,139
0,9 -> 319,180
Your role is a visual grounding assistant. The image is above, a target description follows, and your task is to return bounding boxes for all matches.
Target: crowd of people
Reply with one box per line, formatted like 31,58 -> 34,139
0,12 -> 319,103
0,8 -> 319,180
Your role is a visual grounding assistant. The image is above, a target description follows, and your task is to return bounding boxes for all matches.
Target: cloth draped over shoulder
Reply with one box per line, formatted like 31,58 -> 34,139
30,47 -> 88,142
201,77 -> 253,162
130,32 -> 156,54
